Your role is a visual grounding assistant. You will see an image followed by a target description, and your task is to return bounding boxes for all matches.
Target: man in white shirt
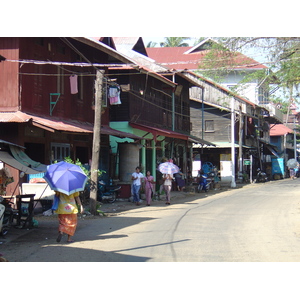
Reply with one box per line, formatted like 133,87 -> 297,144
131,166 -> 144,205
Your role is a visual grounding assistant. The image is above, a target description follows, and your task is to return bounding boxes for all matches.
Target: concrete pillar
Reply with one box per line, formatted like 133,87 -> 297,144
119,143 -> 140,182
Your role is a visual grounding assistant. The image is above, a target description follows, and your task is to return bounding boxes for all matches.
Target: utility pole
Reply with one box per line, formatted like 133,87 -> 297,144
238,104 -> 244,176
231,97 -> 236,188
90,69 -> 104,215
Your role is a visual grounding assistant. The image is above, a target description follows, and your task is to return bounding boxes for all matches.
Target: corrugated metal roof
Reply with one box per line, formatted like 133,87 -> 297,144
0,111 -> 141,139
129,122 -> 214,146
147,46 -> 267,71
109,37 -> 176,87
0,111 -> 93,133
270,124 -> 294,136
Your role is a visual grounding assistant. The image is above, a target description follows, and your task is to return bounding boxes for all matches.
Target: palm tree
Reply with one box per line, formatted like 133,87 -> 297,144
146,41 -> 158,48
193,37 -> 206,45
160,37 -> 191,47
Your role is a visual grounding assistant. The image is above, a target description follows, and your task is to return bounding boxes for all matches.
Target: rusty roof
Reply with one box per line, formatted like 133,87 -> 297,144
0,111 -> 141,139
0,111 -> 93,133
146,46 -> 267,71
270,124 -> 293,136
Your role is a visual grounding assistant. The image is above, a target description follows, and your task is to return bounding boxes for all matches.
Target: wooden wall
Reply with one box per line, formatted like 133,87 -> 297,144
0,38 -> 20,111
190,101 -> 232,143
17,37 -> 96,123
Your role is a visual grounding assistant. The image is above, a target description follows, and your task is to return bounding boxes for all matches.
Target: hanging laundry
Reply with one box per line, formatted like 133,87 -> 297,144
109,85 -> 121,105
69,74 -> 78,94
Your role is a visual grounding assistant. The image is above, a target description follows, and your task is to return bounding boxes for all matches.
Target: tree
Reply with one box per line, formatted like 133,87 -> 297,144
146,41 -> 158,48
193,37 -> 206,45
160,37 -> 191,47
197,37 -> 300,110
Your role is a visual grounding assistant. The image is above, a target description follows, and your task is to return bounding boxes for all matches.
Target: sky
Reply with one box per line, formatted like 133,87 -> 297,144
143,37 -> 199,47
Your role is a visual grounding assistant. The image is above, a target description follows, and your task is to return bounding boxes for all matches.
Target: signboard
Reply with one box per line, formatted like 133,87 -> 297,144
244,159 -> 251,166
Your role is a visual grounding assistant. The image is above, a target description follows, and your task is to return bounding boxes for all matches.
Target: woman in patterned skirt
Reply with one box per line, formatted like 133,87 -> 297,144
54,191 -> 83,243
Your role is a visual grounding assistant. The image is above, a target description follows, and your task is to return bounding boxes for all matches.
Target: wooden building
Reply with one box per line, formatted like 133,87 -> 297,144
0,37 -> 141,195
100,37 -> 212,185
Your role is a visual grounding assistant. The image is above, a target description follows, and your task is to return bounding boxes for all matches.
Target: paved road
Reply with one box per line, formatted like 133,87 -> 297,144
2,179 -> 300,262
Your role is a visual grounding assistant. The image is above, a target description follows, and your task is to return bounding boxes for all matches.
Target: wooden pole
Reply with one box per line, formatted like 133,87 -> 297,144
90,69 -> 104,215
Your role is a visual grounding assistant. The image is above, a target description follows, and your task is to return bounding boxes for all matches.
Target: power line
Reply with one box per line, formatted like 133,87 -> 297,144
5,58 -> 137,68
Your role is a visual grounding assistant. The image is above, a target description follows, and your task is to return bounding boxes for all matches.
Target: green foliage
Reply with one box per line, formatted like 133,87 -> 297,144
146,41 -> 157,48
63,156 -> 105,181
269,96 -> 290,114
160,37 -> 191,47
193,37 -> 300,113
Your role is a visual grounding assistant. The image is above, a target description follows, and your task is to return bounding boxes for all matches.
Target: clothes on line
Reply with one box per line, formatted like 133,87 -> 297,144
109,85 -> 121,105
69,75 -> 78,94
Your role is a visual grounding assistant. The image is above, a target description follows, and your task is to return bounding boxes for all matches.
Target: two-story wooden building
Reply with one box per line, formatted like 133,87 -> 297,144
97,37 -> 213,188
0,37 -> 143,195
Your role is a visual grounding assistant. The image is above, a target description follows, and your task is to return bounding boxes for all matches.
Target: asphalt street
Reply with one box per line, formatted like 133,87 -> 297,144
2,178 -> 300,262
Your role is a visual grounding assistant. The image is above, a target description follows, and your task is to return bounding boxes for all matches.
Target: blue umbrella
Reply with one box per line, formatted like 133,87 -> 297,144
44,161 -> 88,195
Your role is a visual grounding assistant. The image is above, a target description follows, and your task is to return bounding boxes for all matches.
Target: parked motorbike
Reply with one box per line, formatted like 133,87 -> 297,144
0,197 -> 18,236
197,171 -> 215,192
98,180 -> 121,203
254,168 -> 268,183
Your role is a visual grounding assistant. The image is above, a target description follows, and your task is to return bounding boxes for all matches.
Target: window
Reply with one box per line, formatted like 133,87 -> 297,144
51,143 -> 70,163
205,120 -> 214,132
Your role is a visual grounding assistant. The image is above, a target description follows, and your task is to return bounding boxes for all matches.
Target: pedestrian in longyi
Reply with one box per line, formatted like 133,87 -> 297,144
144,170 -> 155,206
163,173 -> 173,205
55,191 -> 83,243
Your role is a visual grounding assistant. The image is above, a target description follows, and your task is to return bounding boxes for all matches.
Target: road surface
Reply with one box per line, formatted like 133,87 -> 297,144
2,179 -> 300,262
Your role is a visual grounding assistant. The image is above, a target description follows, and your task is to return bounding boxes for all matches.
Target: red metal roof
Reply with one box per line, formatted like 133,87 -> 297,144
270,124 -> 293,136
146,46 -> 267,71
0,111 -> 93,133
130,122 -> 189,142
0,111 -> 141,139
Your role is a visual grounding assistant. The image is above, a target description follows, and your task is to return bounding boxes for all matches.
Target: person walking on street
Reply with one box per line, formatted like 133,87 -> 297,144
163,173 -> 173,205
144,170 -> 155,206
289,167 -> 296,180
55,191 -> 83,243
131,166 -> 144,205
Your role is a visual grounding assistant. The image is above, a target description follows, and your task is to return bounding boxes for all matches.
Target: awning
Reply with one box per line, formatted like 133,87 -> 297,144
0,111 -> 93,133
202,142 -> 254,148
0,151 -> 42,174
130,122 -> 190,142
188,135 -> 215,146
101,125 -> 142,140
258,139 -> 280,158
9,145 -> 47,173
265,145 -> 280,158
0,139 -> 25,149
0,111 -> 142,139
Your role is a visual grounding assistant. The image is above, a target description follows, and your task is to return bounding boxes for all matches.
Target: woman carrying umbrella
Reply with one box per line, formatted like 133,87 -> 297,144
158,159 -> 178,205
162,173 -> 173,205
44,161 -> 87,243
55,192 -> 83,243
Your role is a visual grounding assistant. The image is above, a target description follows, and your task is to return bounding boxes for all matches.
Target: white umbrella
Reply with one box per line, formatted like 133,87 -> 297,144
286,158 -> 298,169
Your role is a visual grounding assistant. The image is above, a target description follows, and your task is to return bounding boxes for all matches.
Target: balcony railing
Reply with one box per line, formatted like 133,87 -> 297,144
261,103 -> 284,123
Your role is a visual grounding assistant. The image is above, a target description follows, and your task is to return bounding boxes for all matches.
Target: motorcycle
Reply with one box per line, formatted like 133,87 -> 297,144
197,171 -> 215,192
255,168 -> 268,183
0,197 -> 18,236
98,180 -> 121,203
